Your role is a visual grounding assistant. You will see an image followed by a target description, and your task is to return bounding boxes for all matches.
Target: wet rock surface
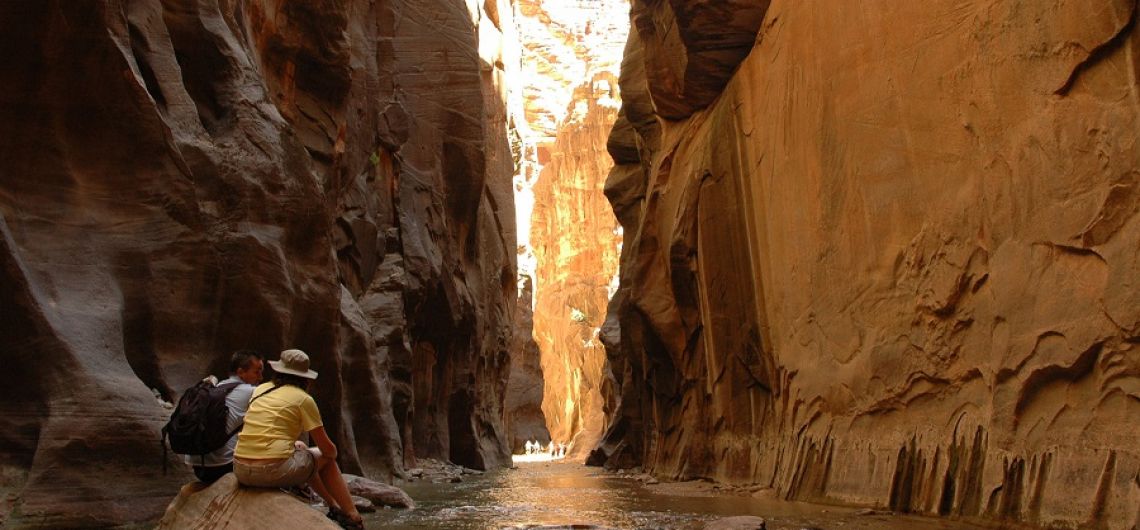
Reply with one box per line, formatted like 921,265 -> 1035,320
0,0 -> 517,526
598,0 -> 1140,529
399,457 -> 486,486
702,516 -> 768,530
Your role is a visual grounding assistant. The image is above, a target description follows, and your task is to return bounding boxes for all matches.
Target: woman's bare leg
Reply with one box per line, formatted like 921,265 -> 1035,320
315,455 -> 360,521
308,472 -> 338,510
303,447 -> 341,512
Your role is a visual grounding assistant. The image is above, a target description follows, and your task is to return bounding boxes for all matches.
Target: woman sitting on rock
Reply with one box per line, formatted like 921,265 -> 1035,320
233,349 -> 364,529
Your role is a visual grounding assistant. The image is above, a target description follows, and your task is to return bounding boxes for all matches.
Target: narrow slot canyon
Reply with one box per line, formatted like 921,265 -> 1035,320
0,1 -> 1138,530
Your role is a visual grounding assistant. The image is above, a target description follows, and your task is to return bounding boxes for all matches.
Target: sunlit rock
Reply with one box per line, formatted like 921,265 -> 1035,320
514,0 -> 628,458
599,1 -> 1140,528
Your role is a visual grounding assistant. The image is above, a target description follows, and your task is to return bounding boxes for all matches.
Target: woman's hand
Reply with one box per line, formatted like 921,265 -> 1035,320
308,426 -> 338,461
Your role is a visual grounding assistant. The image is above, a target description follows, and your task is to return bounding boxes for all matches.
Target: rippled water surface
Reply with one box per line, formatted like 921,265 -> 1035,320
367,461 -> 988,530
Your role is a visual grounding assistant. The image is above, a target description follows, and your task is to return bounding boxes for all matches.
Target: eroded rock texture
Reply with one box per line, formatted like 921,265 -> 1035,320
0,0 -> 516,526
598,0 -> 1140,528
515,0 -> 627,457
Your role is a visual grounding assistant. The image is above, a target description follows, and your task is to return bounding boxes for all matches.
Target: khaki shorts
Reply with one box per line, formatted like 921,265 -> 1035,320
234,448 -> 316,488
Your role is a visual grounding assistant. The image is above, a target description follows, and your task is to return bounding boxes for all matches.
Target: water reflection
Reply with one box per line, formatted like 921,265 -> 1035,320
368,461 -> 988,530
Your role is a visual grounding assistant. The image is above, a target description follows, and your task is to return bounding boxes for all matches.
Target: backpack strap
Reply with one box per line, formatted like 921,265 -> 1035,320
249,384 -> 282,405
226,384 -> 283,439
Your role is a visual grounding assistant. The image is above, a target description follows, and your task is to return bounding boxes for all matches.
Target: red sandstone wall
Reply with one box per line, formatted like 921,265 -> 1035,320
596,1 -> 1140,528
0,0 -> 515,526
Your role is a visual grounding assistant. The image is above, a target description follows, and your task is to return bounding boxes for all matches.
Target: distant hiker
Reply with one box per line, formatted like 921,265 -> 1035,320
525,440 -> 534,455
233,349 -> 364,530
164,349 -> 264,484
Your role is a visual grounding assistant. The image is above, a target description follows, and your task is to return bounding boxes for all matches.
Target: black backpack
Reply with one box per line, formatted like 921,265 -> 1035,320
160,381 -> 282,472
161,380 -> 242,471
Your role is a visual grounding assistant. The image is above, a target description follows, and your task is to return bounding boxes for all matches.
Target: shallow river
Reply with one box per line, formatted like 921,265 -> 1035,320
367,461 -> 988,529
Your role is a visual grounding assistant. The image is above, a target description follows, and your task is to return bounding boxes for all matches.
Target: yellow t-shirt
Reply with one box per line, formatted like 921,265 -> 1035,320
234,383 -> 323,459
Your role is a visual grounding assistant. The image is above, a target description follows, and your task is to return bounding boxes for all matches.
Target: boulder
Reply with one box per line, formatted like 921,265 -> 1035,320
155,475 -> 337,530
352,496 -> 375,513
343,474 -> 415,509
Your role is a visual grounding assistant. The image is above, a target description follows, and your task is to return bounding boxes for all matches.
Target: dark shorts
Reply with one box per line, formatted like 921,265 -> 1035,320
193,462 -> 233,484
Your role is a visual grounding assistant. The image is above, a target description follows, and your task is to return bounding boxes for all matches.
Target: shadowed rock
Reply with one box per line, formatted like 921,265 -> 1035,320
632,0 -> 770,119
0,0 -> 516,525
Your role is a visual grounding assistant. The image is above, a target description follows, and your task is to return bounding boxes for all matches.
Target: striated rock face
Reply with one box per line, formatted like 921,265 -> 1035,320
0,0 -> 516,526
515,0 -> 627,457
599,0 -> 1140,528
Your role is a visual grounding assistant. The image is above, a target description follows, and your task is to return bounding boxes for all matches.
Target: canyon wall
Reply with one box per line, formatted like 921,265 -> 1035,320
515,0 -> 627,457
0,0 -> 517,526
596,0 -> 1140,528
505,275 -> 552,451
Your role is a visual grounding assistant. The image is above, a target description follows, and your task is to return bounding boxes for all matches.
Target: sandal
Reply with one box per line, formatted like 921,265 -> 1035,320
327,507 -> 364,530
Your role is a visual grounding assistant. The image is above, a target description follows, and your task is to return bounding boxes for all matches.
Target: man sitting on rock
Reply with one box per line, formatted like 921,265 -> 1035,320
185,350 -> 264,484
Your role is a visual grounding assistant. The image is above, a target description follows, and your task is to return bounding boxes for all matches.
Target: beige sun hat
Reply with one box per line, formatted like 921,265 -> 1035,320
269,349 -> 319,379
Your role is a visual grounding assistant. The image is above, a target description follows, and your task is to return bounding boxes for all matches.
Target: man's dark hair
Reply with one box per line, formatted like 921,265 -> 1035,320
272,372 -> 312,390
230,349 -> 263,374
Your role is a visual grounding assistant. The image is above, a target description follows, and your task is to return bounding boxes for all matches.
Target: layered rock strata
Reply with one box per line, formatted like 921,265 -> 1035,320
515,0 -> 628,458
0,0 -> 517,526
597,1 -> 1140,529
